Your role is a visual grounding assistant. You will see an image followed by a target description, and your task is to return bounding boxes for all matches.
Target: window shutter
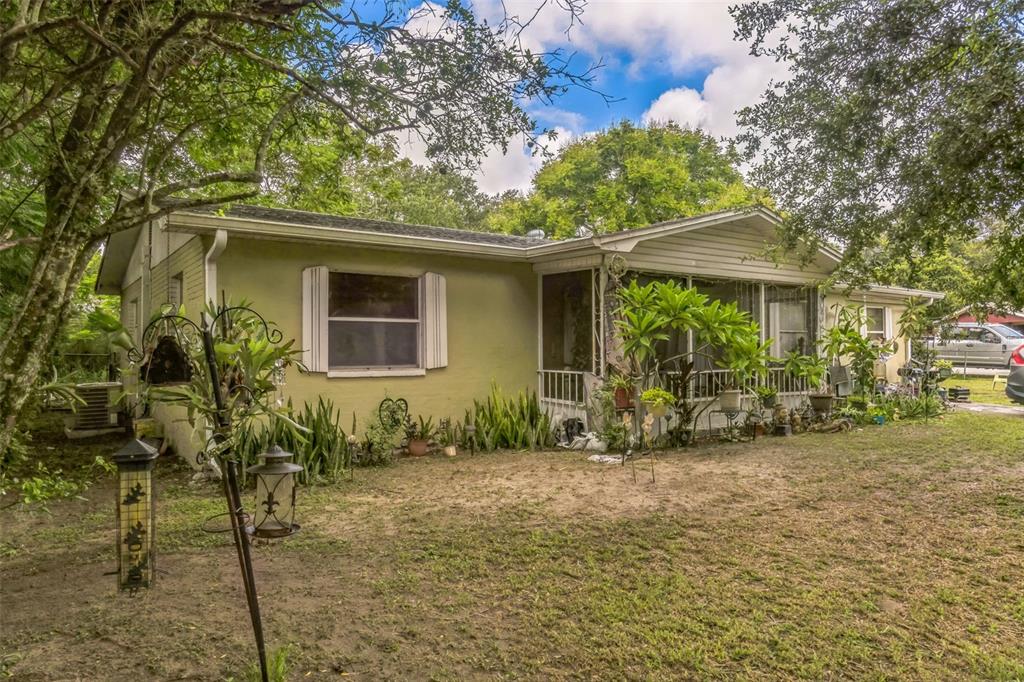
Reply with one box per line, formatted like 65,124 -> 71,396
302,266 -> 328,372
422,272 -> 448,369
883,307 -> 893,339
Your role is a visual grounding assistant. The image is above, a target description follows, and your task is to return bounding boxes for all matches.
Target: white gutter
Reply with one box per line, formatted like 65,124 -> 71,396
171,212 -> 532,261
204,229 -> 228,306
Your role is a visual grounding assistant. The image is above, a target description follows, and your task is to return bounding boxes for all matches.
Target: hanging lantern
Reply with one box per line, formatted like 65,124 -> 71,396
112,438 -> 159,593
249,446 -> 302,539
140,335 -> 192,385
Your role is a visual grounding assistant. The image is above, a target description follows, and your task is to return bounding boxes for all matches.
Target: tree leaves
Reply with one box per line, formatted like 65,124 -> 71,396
489,121 -> 762,238
733,0 -> 1024,307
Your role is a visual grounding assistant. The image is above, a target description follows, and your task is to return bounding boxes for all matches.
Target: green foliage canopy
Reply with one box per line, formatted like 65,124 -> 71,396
733,0 -> 1024,306
488,121 -> 762,239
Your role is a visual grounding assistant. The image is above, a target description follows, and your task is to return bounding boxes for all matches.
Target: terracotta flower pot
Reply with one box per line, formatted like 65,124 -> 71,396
613,387 -> 632,410
407,439 -> 429,456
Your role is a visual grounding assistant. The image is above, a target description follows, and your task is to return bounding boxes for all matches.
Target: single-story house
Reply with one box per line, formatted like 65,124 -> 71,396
97,204 -> 942,460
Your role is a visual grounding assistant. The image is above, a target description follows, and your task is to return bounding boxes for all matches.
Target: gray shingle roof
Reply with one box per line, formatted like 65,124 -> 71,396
181,204 -> 549,247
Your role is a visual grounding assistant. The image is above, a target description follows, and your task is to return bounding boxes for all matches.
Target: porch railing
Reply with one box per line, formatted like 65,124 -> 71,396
665,366 -> 809,400
538,369 -> 586,407
538,366 -> 810,412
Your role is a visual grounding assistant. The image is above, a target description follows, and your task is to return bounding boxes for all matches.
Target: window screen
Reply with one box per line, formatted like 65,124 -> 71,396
766,285 -> 814,357
866,306 -> 885,341
168,272 -> 183,308
327,273 -> 419,368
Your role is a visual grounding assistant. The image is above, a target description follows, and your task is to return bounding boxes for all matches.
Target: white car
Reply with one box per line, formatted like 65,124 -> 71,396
932,322 -> 1024,367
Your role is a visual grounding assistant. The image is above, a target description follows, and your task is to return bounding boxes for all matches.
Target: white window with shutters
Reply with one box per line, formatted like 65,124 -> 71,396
302,267 -> 447,377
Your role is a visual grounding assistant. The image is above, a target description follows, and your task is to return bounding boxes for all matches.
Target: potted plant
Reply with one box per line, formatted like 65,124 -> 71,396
607,372 -> 634,410
717,334 -> 771,412
754,385 -> 778,409
438,417 -> 457,457
640,387 -> 675,417
785,351 -> 831,413
405,414 -> 434,457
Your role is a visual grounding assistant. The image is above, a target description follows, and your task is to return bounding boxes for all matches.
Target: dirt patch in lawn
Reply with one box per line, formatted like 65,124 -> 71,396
3,412 -> 1024,680
315,445 -> 795,538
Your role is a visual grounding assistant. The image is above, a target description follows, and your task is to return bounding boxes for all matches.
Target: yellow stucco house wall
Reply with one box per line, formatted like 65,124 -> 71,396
216,237 -> 538,422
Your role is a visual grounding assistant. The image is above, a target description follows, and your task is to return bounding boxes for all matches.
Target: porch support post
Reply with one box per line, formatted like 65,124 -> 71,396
686,275 -> 693,359
758,282 -> 766,390
596,265 -> 607,377
537,273 -> 544,396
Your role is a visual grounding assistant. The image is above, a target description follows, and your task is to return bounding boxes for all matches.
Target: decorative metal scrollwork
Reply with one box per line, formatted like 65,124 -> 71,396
378,397 -> 408,430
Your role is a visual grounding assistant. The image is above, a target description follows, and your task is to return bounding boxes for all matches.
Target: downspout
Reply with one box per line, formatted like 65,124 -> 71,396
204,229 -> 228,308
198,228 -> 228,480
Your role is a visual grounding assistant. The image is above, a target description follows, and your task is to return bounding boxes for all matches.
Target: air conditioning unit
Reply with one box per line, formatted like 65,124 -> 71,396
66,382 -> 122,438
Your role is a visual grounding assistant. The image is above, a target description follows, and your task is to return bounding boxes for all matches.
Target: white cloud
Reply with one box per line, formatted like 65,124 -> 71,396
642,87 -> 710,131
399,126 -> 576,195
641,58 -> 787,140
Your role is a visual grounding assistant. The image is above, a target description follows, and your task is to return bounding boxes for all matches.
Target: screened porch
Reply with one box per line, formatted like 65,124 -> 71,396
537,269 -> 821,418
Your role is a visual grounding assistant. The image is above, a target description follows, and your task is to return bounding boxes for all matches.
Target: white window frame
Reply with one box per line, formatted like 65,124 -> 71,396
864,305 -> 888,342
325,271 -> 425,377
168,271 -> 184,308
126,297 -> 140,345
769,299 -> 812,357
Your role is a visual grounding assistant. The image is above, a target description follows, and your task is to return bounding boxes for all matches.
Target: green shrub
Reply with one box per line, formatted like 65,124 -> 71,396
463,383 -> 555,451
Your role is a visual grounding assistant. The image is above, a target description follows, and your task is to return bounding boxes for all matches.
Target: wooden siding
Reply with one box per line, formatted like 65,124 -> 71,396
148,236 -> 206,316
625,220 -> 834,284
121,278 -> 142,344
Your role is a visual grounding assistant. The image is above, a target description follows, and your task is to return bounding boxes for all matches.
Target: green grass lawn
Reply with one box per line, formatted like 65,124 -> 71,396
3,411 -> 1024,680
946,375 -> 1018,406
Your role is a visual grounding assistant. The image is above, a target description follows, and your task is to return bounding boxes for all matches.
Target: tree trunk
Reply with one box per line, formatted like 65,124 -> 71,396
0,229 -> 93,456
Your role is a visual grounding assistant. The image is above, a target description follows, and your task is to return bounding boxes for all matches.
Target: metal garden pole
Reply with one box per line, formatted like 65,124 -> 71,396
200,311 -> 270,682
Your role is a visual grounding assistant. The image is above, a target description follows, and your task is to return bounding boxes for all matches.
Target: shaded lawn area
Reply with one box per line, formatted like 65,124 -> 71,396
947,375 -> 1018,407
2,411 -> 1024,680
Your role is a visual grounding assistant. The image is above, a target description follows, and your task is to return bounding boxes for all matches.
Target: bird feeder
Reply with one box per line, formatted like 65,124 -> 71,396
248,446 -> 302,539
112,438 -> 159,593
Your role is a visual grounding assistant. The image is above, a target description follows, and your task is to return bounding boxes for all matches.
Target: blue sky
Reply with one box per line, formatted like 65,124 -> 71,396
532,48 -> 713,134
396,1 -> 787,193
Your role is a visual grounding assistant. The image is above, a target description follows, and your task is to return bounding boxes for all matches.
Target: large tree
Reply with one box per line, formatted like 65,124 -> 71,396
0,0 -> 592,454
258,136 -> 505,230
487,121 -> 761,239
732,0 -> 1024,304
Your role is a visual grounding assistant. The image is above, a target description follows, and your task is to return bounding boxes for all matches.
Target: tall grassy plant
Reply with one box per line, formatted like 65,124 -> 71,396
464,384 -> 555,451
236,398 -> 351,485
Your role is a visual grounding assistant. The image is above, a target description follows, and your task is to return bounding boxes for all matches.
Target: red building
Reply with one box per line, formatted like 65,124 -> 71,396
955,310 -> 1024,334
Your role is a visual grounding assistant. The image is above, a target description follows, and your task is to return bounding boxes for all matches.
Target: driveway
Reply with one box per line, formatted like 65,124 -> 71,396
956,402 -> 1024,416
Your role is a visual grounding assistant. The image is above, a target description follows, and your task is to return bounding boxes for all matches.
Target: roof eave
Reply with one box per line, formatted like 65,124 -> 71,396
95,225 -> 142,295
168,212 -> 535,261
831,283 -> 946,302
